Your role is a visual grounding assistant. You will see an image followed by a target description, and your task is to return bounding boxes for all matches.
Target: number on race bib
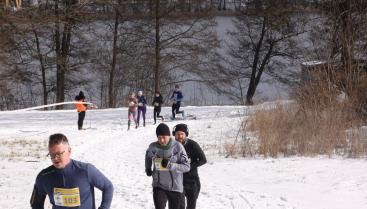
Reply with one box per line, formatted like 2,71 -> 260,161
53,187 -> 81,207
154,158 -> 169,171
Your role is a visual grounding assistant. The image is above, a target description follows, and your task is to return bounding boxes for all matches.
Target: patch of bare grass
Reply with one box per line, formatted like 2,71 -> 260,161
245,102 -> 352,157
226,69 -> 367,158
0,138 -> 47,161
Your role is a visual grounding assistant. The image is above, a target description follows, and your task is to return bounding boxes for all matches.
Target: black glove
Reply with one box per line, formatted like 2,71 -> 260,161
161,158 -> 169,168
146,169 -> 153,176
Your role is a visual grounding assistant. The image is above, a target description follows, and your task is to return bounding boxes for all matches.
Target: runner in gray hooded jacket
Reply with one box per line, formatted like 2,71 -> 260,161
145,123 -> 190,209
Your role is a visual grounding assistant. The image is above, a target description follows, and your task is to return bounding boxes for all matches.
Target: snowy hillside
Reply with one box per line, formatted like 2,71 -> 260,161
1,103 -> 367,209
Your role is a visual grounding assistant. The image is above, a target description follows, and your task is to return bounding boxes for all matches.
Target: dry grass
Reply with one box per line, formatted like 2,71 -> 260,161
223,119 -> 258,157
0,138 -> 47,161
226,68 -> 367,158
346,128 -> 367,157
245,102 -> 351,157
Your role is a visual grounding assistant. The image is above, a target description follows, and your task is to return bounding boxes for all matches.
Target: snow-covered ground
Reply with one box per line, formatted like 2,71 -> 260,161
1,103 -> 367,209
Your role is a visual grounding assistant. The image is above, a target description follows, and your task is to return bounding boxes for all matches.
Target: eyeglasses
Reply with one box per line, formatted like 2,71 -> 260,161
47,150 -> 66,159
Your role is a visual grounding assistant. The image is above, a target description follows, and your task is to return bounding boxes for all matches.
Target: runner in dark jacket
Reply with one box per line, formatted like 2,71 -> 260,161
30,133 -> 114,209
173,124 -> 207,209
170,85 -> 184,120
152,92 -> 164,124
137,90 -> 147,127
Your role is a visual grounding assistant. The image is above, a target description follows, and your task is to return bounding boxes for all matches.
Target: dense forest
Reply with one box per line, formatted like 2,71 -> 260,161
0,0 -> 366,109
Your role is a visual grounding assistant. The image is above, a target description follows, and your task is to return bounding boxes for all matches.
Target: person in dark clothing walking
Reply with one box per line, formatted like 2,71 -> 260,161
145,123 -> 190,209
74,91 -> 88,130
170,85 -> 184,120
152,92 -> 164,124
137,90 -> 147,127
173,124 -> 207,209
30,133 -> 114,209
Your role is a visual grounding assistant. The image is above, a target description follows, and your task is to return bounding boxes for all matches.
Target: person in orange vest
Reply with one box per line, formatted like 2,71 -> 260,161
75,91 -> 88,130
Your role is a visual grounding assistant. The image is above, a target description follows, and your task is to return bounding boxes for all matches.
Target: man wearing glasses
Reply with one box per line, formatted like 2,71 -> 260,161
30,133 -> 114,209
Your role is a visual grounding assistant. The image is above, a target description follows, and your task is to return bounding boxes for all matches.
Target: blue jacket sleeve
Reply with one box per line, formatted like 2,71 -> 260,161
30,173 -> 47,209
30,186 -> 46,209
87,164 -> 114,209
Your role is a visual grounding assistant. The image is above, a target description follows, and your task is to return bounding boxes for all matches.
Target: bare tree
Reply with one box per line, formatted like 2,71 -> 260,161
148,1 -> 219,95
220,0 -> 306,105
309,0 -> 367,94
0,0 -> 231,109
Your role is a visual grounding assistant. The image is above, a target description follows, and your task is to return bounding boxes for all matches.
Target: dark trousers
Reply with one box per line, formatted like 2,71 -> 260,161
137,106 -> 146,125
153,187 -> 183,209
172,102 -> 182,119
154,108 -> 163,123
78,111 -> 86,130
180,181 -> 201,209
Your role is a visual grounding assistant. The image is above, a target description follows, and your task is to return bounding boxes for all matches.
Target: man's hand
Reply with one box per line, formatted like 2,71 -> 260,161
145,169 -> 153,176
161,159 -> 169,168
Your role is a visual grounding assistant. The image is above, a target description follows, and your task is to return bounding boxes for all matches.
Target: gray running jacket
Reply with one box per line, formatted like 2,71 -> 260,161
145,138 -> 190,193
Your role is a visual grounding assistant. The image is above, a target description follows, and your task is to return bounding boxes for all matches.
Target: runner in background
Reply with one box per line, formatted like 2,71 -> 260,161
137,90 -> 147,127
152,91 -> 164,125
74,91 -> 87,130
128,92 -> 138,130
170,85 -> 185,120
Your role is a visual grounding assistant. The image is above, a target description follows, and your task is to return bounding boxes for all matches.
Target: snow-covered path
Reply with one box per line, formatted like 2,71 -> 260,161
1,104 -> 367,209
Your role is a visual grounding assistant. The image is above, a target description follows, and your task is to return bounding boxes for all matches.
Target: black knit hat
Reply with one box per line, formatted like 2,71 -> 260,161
78,91 -> 85,99
172,123 -> 189,136
156,123 -> 171,136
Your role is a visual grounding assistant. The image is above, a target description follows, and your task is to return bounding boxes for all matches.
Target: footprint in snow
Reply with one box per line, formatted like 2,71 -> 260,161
280,196 -> 288,202
239,193 -> 254,209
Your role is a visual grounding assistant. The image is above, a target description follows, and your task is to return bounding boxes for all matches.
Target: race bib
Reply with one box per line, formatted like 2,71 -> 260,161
53,187 -> 81,207
154,102 -> 159,106
154,158 -> 168,171
138,102 -> 143,107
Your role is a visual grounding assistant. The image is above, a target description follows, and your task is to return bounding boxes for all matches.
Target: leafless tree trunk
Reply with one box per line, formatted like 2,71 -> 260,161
108,7 -> 119,108
218,0 -> 307,105
32,25 -> 48,106
154,0 -> 161,93
246,17 -> 267,105
55,0 -> 75,109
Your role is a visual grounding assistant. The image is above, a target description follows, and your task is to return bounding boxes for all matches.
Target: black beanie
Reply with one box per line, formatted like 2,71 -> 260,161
156,123 -> 171,136
79,91 -> 85,99
173,124 -> 188,136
